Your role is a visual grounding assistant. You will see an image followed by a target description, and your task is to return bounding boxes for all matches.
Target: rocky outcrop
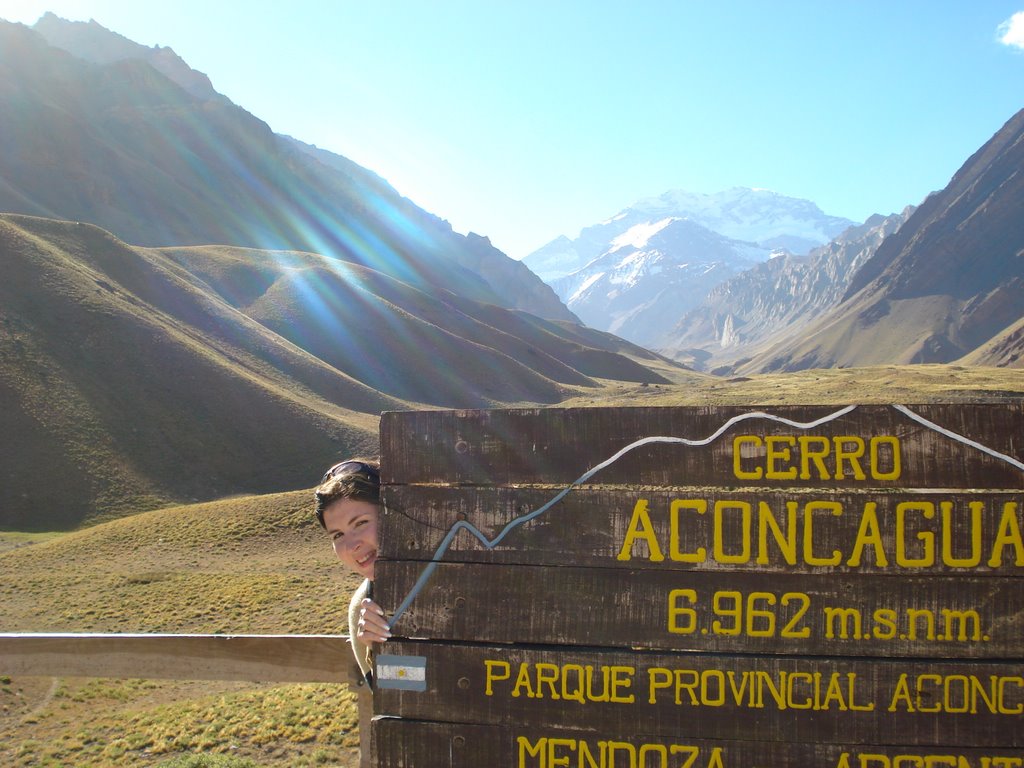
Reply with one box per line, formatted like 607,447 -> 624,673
33,12 -> 220,100
739,108 -> 1024,373
664,211 -> 911,371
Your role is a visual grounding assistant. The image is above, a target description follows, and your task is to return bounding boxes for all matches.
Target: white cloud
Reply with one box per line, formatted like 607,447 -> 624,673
998,11 -> 1024,49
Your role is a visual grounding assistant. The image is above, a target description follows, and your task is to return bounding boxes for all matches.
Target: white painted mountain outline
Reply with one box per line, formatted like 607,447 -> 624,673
389,404 -> 1024,624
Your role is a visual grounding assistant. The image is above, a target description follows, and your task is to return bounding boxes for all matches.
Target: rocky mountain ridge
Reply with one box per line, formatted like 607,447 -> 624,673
0,16 -> 573,323
32,11 -> 220,100
524,188 -> 857,347
665,209 -> 913,371
740,107 -> 1024,373
551,216 -> 770,346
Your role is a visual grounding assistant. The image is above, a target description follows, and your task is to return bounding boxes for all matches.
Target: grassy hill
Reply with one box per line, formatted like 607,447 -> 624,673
0,489 -> 365,767
0,214 -> 684,530
0,215 -> 385,529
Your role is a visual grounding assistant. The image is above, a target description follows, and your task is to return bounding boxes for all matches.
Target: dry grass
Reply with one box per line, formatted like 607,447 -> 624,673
0,491 -> 363,767
560,364 -> 1024,407
0,490 -> 359,634
0,678 -> 359,768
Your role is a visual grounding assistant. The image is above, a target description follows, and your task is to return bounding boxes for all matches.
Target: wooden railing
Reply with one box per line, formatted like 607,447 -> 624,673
0,633 -> 372,766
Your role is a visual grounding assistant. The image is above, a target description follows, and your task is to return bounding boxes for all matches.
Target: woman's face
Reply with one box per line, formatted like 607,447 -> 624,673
322,498 -> 380,580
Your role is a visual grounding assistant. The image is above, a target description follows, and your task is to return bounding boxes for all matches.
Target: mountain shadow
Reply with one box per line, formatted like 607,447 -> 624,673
0,214 -> 678,529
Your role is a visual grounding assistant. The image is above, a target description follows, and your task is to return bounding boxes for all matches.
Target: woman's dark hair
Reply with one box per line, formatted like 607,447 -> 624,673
313,458 -> 381,528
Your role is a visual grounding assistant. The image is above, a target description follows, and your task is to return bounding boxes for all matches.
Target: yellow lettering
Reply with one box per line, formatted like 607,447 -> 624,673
512,661 -> 535,698
896,502 -> 935,567
823,671 -> 850,710
675,670 -> 700,705
560,664 -> 586,704
757,500 -> 798,565
547,738 -> 574,768
907,607 -> 936,641
786,671 -> 813,709
609,666 -> 635,704
585,665 -> 612,702
872,609 -> 898,640
617,499 -> 664,562
988,503 -> 1024,567
757,670 -> 786,710
914,674 -> 942,713
713,501 -> 751,564
884,674 -> 1024,715
700,669 -> 726,707
670,500 -> 706,562
647,667 -> 672,704
485,659 -> 510,696
639,744 -> 668,764
834,436 -> 867,480
798,435 -> 832,480
535,663 -> 561,700
607,742 -> 634,764
670,745 -> 701,768
804,501 -> 842,565
848,673 -> 876,711
667,589 -> 697,634
870,436 -> 902,480
999,677 -> 1024,714
766,435 -> 798,479
888,674 -> 915,712
733,435 -> 763,479
847,502 -> 888,566
517,736 -> 544,765
578,740 -> 601,768
941,501 -> 982,567
734,433 -> 900,481
617,494 -> 1023,571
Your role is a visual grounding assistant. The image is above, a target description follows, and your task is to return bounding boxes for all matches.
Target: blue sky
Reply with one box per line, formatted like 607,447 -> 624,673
3,1 -> 1023,259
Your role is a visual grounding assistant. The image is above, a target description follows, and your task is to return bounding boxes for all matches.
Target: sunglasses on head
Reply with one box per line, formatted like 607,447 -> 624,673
320,460 -> 380,486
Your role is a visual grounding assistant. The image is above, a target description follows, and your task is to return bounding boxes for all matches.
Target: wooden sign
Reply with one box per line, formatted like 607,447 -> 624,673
374,404 -> 1024,767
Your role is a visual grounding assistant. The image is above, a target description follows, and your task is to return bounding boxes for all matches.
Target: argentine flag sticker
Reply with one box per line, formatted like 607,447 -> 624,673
376,654 -> 427,691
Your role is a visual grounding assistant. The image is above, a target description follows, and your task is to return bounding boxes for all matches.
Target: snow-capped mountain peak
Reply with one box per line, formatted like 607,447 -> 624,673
628,187 -> 854,251
522,187 -> 860,349
609,217 -> 680,252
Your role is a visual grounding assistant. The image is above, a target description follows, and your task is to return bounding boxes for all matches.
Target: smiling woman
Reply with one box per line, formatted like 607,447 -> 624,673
314,458 -> 392,684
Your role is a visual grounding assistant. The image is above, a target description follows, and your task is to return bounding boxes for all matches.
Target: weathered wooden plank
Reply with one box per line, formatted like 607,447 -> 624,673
372,719 -> 1024,768
374,405 -> 1024,759
379,405 -> 1024,489
0,633 -> 363,685
375,563 -> 1023,658
380,487 -> 1024,575
374,641 -> 1024,747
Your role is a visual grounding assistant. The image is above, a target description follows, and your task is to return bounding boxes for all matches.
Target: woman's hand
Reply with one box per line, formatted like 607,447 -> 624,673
357,598 -> 392,644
